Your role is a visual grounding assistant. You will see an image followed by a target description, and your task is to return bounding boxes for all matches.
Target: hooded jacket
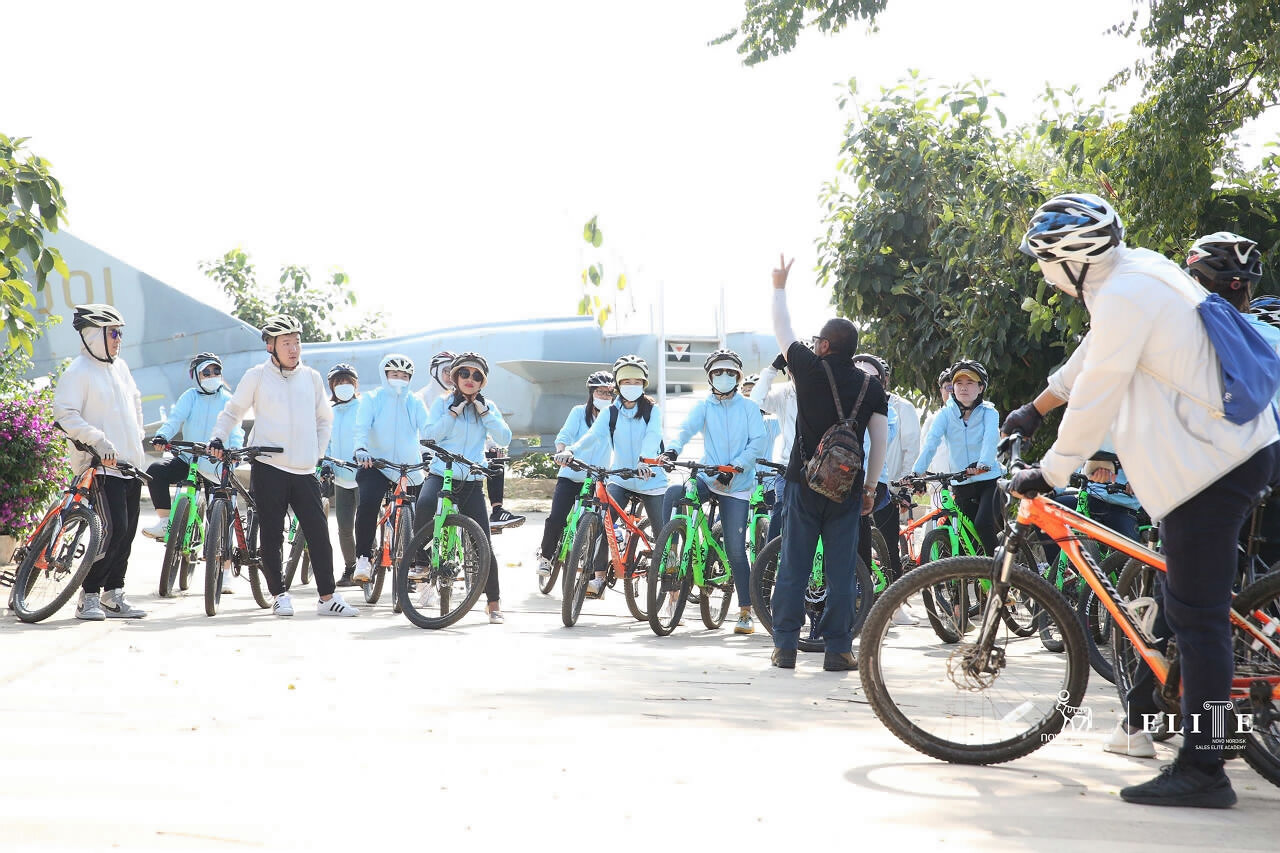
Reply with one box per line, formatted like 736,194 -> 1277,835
749,366 -> 797,462
668,391 -> 767,497
554,404 -> 614,483
423,393 -> 512,481
157,385 -> 245,481
353,366 -> 431,485
212,357 -> 333,475
912,398 -> 1003,483
1043,245 -> 1278,520
53,341 -> 146,477
570,399 -> 669,494
327,396 -> 360,489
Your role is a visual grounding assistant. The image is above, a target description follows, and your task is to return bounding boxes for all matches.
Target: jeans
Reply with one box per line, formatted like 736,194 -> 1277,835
83,476 -> 141,594
768,475 -> 786,541
773,478 -> 863,653
251,462 -> 336,598
414,475 -> 500,603
663,479 -> 751,607
1040,492 -> 1139,568
1124,442 -> 1280,771
334,486 -> 356,571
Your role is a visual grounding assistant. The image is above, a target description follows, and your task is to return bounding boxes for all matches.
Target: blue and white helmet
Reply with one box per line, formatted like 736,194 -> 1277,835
1251,296 -> 1280,330
1019,193 -> 1124,264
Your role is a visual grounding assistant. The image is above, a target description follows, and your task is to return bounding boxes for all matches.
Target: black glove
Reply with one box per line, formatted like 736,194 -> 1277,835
912,479 -> 927,495
472,393 -> 490,417
1010,467 -> 1052,497
208,437 -> 225,452
150,434 -> 168,449
1002,403 -> 1044,438
771,352 -> 787,371
715,470 -> 733,487
660,449 -> 678,463
320,463 -> 334,478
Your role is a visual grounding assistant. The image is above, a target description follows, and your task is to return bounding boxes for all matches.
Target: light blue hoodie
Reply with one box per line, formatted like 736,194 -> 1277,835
912,398 -> 1003,483
570,398 -> 669,494
327,396 -> 360,489
423,393 -> 512,481
157,385 -> 244,481
353,372 -> 432,486
864,400 -> 899,485
668,392 -> 766,496
555,404 -> 614,483
1246,314 -> 1280,408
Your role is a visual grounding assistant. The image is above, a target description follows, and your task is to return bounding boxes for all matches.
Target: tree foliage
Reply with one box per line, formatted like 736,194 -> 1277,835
713,0 -> 886,66
200,248 -> 386,343
577,216 -> 628,328
1,134 -> 69,356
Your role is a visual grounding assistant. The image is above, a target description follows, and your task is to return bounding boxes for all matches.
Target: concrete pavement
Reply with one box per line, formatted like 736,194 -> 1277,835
1,512 -> 1276,851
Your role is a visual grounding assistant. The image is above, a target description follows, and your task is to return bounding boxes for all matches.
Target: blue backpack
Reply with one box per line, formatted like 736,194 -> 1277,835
1198,293 -> 1280,425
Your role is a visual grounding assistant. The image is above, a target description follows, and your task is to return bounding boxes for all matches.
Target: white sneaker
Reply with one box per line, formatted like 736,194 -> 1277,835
273,592 -> 295,617
419,583 -> 439,610
1103,721 -> 1156,758
76,591 -> 106,621
101,589 -> 146,618
890,604 -> 918,626
586,578 -> 605,598
536,556 -> 552,579
221,569 -> 234,594
141,518 -> 169,540
318,593 -> 359,617
352,556 -> 373,584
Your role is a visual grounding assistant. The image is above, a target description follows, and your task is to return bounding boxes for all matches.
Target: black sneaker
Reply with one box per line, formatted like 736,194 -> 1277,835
771,648 -> 796,669
489,507 -> 526,531
823,651 -> 858,672
1120,762 -> 1237,809
335,568 -> 357,588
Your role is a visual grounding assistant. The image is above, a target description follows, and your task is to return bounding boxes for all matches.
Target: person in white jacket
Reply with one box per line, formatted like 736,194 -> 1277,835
52,304 -> 148,620
1006,193 -> 1280,809
209,315 -> 359,618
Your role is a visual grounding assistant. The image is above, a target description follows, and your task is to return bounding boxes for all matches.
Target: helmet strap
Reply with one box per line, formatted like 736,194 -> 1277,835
1064,262 -> 1088,303
80,329 -> 115,364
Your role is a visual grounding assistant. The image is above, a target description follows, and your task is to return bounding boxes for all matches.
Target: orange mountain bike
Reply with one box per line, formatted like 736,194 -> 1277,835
858,436 -> 1280,787
7,431 -> 150,623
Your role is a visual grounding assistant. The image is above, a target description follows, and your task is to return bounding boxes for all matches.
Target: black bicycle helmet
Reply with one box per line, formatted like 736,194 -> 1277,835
188,352 -> 222,379
1186,232 -> 1263,292
72,303 -> 125,331
948,359 -> 988,386
327,362 -> 358,384
852,353 -> 890,385
586,370 -> 614,388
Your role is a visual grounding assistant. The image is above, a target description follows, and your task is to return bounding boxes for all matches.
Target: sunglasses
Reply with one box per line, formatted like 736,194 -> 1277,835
941,383 -> 954,393
809,336 -> 826,348
201,366 -> 222,377
454,368 -> 485,381
108,329 -> 124,340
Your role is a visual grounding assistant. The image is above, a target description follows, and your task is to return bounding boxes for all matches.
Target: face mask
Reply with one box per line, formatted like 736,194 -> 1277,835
711,374 -> 739,394
592,397 -> 610,411
198,377 -> 222,394
1040,259 -> 1084,297
388,378 -> 409,393
619,385 -> 644,402
80,330 -> 112,362
334,383 -> 356,402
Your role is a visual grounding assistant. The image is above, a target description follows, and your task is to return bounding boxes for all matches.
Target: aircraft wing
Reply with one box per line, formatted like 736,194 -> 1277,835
498,359 -> 612,385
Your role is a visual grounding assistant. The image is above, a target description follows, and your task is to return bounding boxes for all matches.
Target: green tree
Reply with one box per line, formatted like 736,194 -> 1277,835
576,216 -> 628,328
1,134 -> 69,356
199,248 -> 386,342
713,0 -> 886,66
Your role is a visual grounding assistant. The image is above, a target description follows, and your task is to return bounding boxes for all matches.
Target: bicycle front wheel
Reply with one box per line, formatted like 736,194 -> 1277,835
204,501 -> 228,617
647,519 -> 692,636
390,505 -> 413,614
623,528 -> 650,622
11,506 -> 102,623
699,547 -> 733,630
859,556 -> 1089,765
398,513 -> 491,629
159,496 -> 191,598
561,512 -> 599,627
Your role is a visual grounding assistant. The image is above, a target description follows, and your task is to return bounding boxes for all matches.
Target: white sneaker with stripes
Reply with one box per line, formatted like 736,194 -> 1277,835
317,593 -> 360,617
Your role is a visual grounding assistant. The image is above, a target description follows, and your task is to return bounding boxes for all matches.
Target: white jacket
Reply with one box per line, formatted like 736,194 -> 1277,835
1043,245 -> 1279,521
888,394 -> 921,481
212,358 -> 334,475
749,366 -> 798,462
52,346 -> 146,477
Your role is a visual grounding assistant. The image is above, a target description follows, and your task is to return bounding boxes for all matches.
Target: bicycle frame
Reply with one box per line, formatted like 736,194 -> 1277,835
935,486 -> 985,557
668,475 -> 731,588
166,452 -> 207,555
587,478 -> 651,580
12,466 -> 101,577
556,477 -> 594,565
995,495 -> 1280,702
375,468 -> 421,568
210,456 -> 259,566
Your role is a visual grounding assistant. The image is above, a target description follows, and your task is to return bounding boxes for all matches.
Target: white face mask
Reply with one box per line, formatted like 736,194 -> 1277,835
711,374 -> 739,394
592,397 -> 610,411
198,377 -> 222,394
619,385 -> 644,402
1040,259 -> 1084,296
334,383 -> 356,402
388,378 -> 409,393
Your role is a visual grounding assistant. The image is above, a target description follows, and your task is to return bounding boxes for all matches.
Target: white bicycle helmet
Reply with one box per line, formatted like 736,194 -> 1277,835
703,349 -> 743,376
612,354 -> 649,384
1019,193 -> 1124,264
1186,232 -> 1263,291
260,314 -> 303,342
380,353 -> 415,377
72,303 -> 125,330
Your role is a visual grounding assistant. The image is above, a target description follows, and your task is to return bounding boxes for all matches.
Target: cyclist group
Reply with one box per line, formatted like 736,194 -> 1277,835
40,193 -> 1280,809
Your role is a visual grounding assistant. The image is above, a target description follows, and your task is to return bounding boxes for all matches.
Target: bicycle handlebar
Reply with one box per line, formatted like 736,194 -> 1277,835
321,456 -> 358,470
1067,472 -> 1130,494
563,458 -> 640,480
754,458 -> 786,473
57,427 -> 152,482
366,457 -> 433,474
420,440 -> 498,477
893,469 -> 978,488
663,459 -> 741,475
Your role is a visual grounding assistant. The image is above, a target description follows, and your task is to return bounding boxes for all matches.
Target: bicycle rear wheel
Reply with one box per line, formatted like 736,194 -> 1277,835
390,505 -> 412,614
748,535 -> 873,652
397,513 -> 491,629
204,501 -> 228,616
1077,550 -> 1126,685
623,529 -> 649,622
859,556 -> 1089,765
159,496 -> 190,598
284,532 -> 308,590
11,506 -> 102,623
699,548 -> 733,630
647,519 -> 692,636
1230,571 -> 1280,788
561,512 -> 599,627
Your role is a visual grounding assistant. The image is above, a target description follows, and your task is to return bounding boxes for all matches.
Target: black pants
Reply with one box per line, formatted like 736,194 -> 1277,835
488,467 -> 504,505
540,477 -> 583,559
1125,442 -> 1280,771
414,475 -> 500,603
355,467 -> 394,560
145,457 -> 191,511
873,487 -> 903,582
952,478 -> 999,554
334,486 -> 356,571
83,476 -> 141,594
251,462 -> 336,598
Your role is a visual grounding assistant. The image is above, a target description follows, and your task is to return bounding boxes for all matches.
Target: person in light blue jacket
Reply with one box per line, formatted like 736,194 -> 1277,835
325,363 -> 361,586
144,352 -> 244,541
659,349 -> 766,634
911,360 -> 1003,553
414,352 -> 513,622
351,354 -> 431,584
536,371 -> 617,581
558,356 -> 670,598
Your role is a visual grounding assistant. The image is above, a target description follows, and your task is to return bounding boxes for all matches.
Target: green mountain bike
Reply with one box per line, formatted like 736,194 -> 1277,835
155,440 -> 208,598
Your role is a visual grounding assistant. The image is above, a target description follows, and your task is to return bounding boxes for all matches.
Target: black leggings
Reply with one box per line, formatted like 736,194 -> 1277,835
83,476 -> 141,594
951,478 -> 999,555
251,462 -> 336,597
354,467 -> 394,560
414,475 -> 500,603
540,477 -> 583,558
487,466 -> 504,505
145,457 -> 190,511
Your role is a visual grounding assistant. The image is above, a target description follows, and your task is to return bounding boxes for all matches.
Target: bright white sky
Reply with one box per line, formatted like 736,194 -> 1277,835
16,1 -> 1271,341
